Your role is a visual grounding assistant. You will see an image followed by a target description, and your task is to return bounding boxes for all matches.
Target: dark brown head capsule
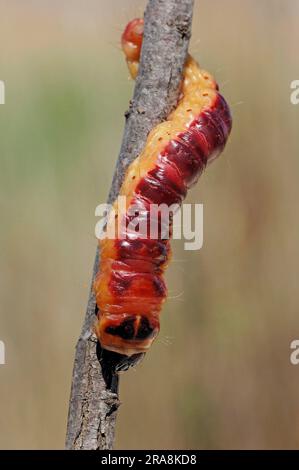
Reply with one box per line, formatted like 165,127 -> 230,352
95,314 -> 160,356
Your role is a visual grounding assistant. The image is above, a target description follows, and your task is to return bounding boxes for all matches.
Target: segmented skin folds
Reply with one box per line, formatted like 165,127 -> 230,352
94,18 -> 232,356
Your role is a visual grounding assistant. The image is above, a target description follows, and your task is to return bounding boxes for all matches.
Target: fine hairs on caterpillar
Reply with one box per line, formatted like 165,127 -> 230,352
94,18 -> 232,367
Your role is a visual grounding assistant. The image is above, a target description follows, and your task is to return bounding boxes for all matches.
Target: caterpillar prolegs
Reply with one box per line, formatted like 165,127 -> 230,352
94,18 -> 232,361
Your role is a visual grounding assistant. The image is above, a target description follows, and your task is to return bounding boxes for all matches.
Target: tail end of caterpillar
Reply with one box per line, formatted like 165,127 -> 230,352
121,18 -> 144,79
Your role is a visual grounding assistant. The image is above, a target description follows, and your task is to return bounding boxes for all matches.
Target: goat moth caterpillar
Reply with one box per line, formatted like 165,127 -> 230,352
94,18 -> 232,360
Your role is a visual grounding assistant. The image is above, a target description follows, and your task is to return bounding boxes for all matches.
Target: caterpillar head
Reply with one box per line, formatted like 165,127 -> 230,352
95,313 -> 159,357
121,18 -> 144,64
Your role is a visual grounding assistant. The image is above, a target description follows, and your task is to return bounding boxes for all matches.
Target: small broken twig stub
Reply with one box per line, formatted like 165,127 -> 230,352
65,0 -> 194,450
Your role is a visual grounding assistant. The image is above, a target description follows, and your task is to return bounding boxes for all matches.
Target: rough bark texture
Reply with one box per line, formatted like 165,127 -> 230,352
65,0 -> 194,450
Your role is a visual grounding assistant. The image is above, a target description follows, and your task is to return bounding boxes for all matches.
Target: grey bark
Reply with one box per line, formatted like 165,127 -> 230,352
65,0 -> 194,450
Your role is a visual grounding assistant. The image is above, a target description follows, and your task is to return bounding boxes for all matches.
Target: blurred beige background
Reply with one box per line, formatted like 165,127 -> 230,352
0,0 -> 299,449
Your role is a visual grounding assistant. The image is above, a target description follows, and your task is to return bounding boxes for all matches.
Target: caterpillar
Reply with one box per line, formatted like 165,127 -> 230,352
94,18 -> 232,361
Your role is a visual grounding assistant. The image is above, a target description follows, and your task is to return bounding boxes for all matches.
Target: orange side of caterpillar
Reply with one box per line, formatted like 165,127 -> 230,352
94,18 -> 232,357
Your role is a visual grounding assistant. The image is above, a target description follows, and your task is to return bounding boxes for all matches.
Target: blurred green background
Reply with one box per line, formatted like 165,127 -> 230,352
1,0 -> 299,449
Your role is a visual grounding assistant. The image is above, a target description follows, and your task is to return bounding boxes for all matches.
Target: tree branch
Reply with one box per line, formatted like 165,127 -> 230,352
65,0 -> 194,450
